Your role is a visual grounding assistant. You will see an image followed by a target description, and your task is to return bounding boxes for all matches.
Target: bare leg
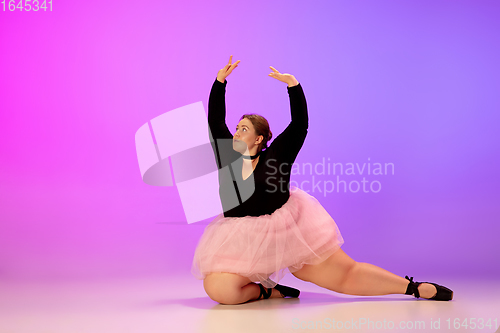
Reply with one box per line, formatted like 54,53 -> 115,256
291,248 -> 437,298
203,272 -> 284,305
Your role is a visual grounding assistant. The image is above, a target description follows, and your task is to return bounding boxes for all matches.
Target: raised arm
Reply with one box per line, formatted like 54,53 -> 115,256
286,83 -> 309,130
208,78 -> 232,140
208,55 -> 241,140
267,67 -> 309,163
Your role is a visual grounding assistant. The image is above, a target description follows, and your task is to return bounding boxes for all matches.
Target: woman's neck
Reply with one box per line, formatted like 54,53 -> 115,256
241,149 -> 261,160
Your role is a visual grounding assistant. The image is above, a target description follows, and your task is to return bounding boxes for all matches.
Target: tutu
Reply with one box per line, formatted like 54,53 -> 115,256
191,186 -> 344,288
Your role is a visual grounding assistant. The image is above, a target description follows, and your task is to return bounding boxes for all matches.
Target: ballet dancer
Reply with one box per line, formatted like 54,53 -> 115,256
191,55 -> 453,305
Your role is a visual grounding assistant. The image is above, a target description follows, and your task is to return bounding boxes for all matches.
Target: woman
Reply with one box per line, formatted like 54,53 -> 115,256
191,55 -> 453,305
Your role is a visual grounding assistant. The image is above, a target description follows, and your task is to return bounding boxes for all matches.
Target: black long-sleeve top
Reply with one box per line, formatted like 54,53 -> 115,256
208,78 -> 308,217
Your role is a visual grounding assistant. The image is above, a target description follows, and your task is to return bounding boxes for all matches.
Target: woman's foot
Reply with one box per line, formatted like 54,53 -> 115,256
404,276 -> 453,301
417,283 -> 437,299
257,283 -> 300,300
270,288 -> 285,298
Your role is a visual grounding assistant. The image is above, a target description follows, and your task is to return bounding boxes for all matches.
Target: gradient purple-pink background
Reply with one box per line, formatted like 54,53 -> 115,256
1,0 -> 499,283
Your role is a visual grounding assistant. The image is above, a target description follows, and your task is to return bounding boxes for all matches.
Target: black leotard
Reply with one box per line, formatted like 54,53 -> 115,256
208,78 -> 308,217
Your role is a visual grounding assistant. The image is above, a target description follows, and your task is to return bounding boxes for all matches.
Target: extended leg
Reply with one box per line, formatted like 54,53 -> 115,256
291,248 -> 437,298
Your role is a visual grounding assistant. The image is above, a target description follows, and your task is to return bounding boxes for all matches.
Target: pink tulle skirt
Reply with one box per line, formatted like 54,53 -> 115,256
191,186 -> 344,288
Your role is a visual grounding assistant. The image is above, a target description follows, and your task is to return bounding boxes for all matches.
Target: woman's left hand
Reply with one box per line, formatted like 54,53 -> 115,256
268,66 -> 299,87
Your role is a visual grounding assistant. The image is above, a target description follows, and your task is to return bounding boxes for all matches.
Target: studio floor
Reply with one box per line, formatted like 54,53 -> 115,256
1,274 -> 499,333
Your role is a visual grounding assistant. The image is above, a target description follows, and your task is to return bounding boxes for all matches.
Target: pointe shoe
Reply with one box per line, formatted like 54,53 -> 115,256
257,283 -> 300,299
257,283 -> 272,300
275,283 -> 300,298
404,276 -> 453,301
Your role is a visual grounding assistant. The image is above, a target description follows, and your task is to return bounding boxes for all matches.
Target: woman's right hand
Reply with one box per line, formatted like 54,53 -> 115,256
217,55 -> 241,83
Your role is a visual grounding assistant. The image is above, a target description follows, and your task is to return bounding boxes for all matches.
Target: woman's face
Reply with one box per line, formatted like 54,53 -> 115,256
233,118 -> 263,154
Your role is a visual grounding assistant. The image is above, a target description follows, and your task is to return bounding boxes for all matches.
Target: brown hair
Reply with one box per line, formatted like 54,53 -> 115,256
239,113 -> 273,152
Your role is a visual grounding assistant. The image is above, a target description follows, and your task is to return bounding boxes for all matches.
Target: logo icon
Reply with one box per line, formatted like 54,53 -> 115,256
135,102 -> 254,224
